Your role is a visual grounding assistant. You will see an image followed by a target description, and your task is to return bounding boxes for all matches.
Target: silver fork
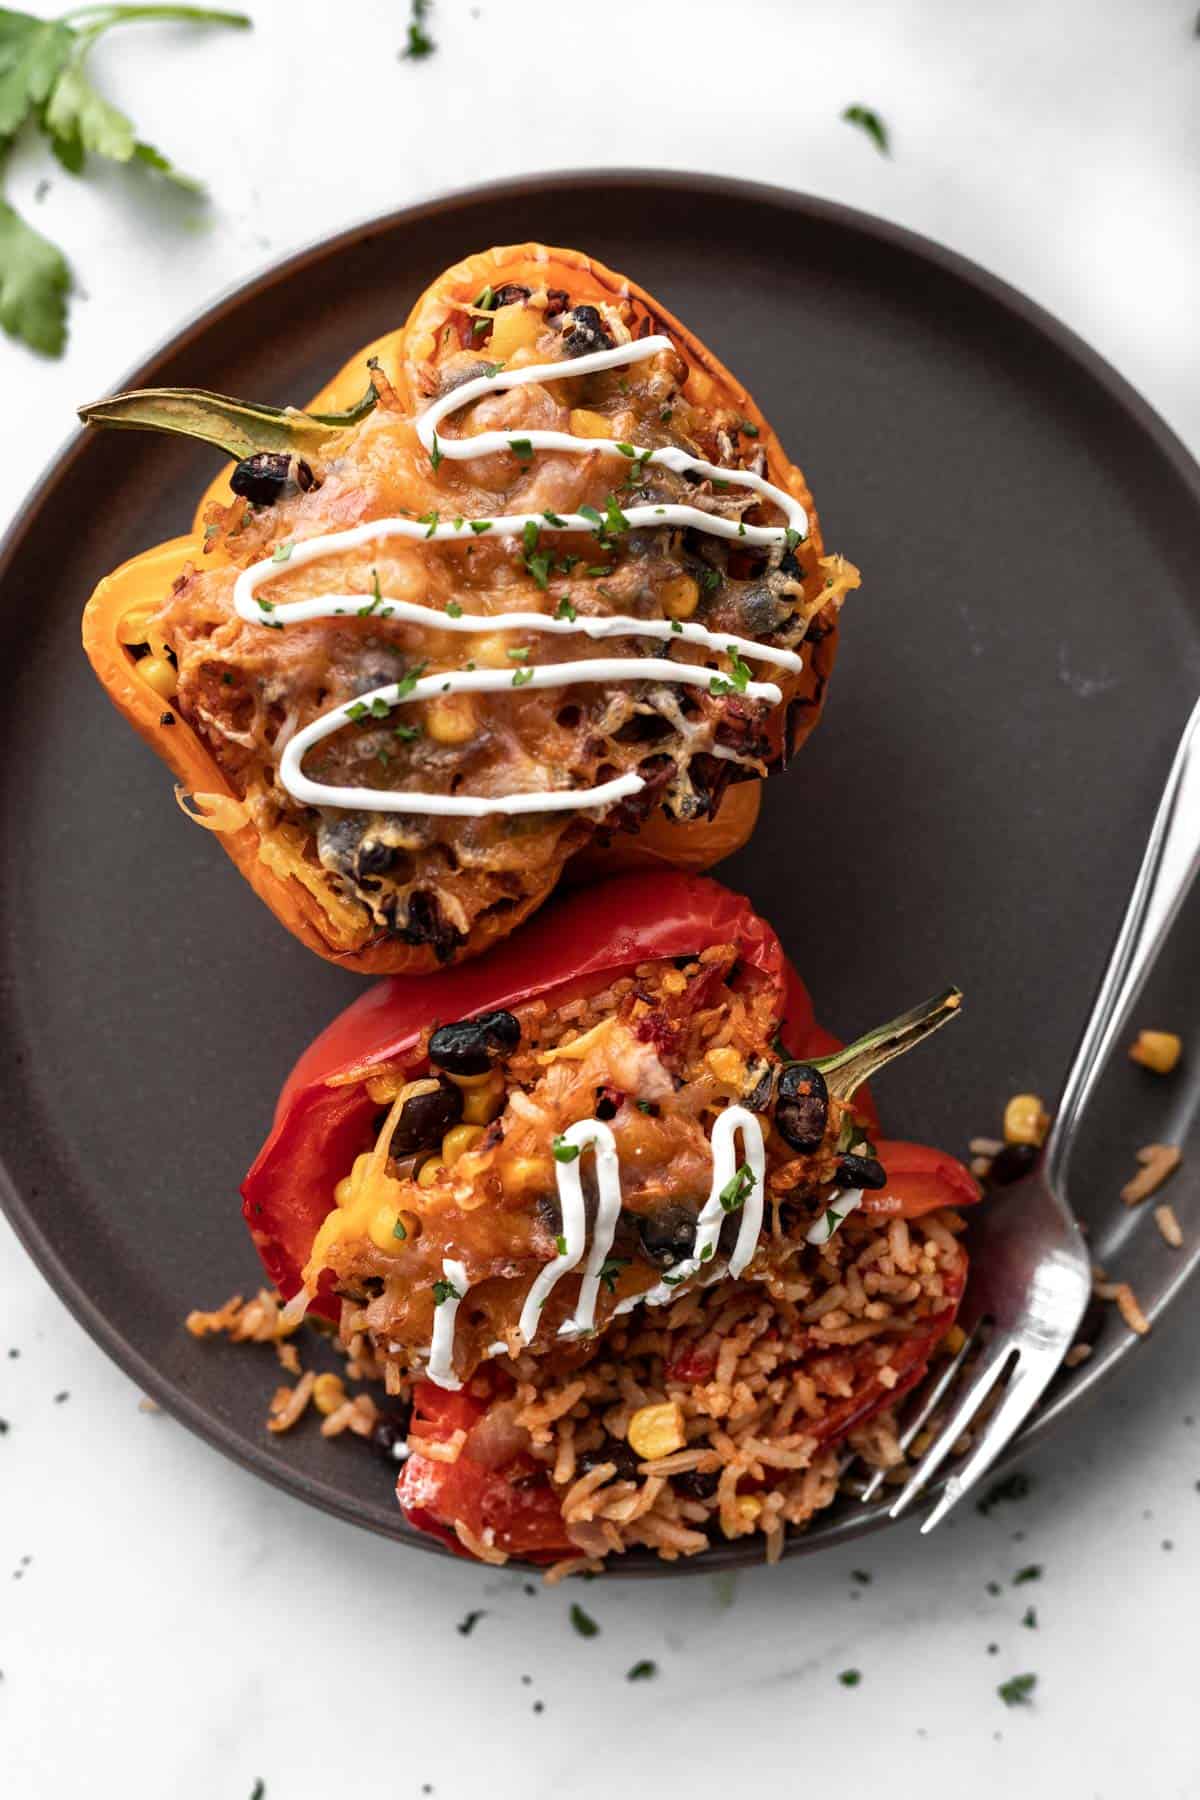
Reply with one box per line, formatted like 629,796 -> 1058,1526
881,693 -> 1200,1532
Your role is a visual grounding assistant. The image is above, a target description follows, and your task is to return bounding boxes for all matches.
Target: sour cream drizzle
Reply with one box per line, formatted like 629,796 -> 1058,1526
232,334 -> 808,818
423,1105 -> 766,1389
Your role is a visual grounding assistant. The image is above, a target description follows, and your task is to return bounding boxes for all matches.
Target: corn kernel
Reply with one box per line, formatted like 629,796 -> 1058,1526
368,1204 -> 411,1254
442,1123 -> 484,1167
503,1155 -> 552,1196
705,1046 -> 746,1087
365,1070 -> 404,1104
735,1494 -> 762,1522
472,632 -> 519,669
462,1068 -> 505,1125
139,655 -> 177,698
568,407 -> 612,439
313,1372 -> 346,1416
941,1323 -> 967,1356
118,607 -> 154,645
488,300 -> 541,361
333,1175 -> 355,1208
424,692 -> 476,745
417,1157 -> 446,1189
660,574 -> 700,620
1128,1030 -> 1182,1075
1003,1093 -> 1050,1147
627,1400 -> 686,1460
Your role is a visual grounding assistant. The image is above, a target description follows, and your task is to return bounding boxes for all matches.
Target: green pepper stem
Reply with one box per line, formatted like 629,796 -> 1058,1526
807,987 -> 963,1103
76,380 -> 378,461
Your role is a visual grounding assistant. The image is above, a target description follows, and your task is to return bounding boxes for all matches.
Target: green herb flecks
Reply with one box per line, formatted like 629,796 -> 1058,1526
842,104 -> 889,156
400,0 -> 435,60
393,662 -> 428,701
511,666 -> 534,687
976,1472 -> 1034,1515
446,599 -> 463,619
431,1276 -> 460,1306
429,430 -> 442,472
509,437 -> 534,465
626,1660 -> 657,1681
392,1217 -> 407,1241
554,1234 -> 568,1256
719,1162 -> 755,1213
552,1136 -> 580,1163
456,1609 -> 486,1636
569,1603 -> 599,1638
1013,1564 -> 1043,1586
597,1256 -> 629,1294
469,519 -> 493,535
997,1673 -> 1037,1708
837,1669 -> 862,1688
554,595 -> 577,622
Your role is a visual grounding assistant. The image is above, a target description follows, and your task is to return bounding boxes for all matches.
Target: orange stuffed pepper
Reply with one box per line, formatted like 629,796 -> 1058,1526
80,245 -> 859,974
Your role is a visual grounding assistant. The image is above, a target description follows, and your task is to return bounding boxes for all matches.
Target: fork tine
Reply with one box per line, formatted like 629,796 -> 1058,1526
859,1322 -> 981,1503
917,1347 -> 1060,1533
887,1336 -> 1015,1520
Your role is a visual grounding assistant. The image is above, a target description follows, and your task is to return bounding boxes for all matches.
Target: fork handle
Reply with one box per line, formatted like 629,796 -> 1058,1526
1046,694 -> 1200,1182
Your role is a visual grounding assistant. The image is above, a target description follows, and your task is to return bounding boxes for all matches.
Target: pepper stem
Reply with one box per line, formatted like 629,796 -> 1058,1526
809,987 -> 963,1103
76,380 -> 379,461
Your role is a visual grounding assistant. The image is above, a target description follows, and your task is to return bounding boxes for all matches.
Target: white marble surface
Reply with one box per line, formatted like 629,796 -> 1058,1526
2,2 -> 1199,1795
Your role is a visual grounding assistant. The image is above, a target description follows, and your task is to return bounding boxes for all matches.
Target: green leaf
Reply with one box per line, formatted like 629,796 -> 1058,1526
0,13 -> 73,142
0,197 -> 69,355
842,104 -> 890,156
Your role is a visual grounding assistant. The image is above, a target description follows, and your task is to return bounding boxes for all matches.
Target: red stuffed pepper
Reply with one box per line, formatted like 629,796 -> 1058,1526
241,872 -> 979,1569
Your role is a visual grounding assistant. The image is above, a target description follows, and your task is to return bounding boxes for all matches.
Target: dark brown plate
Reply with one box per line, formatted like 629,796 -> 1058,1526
2,172 -> 1198,1573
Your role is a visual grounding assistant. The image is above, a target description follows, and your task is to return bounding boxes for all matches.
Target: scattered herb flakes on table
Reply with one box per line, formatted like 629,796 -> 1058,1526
400,0 -> 434,60
998,1673 -> 1037,1707
0,3 -> 251,357
841,104 -> 890,155
569,1602 -> 599,1638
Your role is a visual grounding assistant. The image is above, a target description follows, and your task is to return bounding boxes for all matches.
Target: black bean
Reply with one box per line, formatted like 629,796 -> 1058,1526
357,839 -> 398,878
637,1205 -> 698,1270
673,1468 -> 719,1500
399,890 -> 463,962
738,583 -> 792,637
838,1153 -> 887,1190
578,1440 -> 640,1482
988,1141 -> 1039,1187
492,283 -> 531,308
230,451 -> 292,506
774,1063 -> 828,1151
371,1404 -> 413,1466
428,1009 -> 520,1075
392,1079 -> 463,1154
561,304 -> 613,356
742,1059 -> 773,1112
780,548 -> 805,580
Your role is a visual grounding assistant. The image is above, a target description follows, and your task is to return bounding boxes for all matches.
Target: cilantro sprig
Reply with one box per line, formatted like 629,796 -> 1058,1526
0,4 -> 251,356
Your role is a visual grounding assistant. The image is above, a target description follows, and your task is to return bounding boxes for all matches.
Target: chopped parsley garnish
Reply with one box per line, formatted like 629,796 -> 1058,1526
740,420 -> 760,438
257,597 -> 276,612
506,647 -> 529,661
569,1603 -> 599,1638
842,104 -> 889,156
394,723 -> 421,742
554,595 -> 577,622
616,441 -> 636,458
578,504 -> 603,530
700,1243 -> 714,1262
976,1473 -> 1033,1515
1021,1605 -> 1038,1629
585,564 -> 610,577
719,1162 -> 755,1212
511,667 -> 534,687
784,526 -> 802,553
997,1673 -> 1037,1708
457,1609 -> 486,1636
700,567 -> 722,593
635,1100 -> 655,1114
469,520 -> 492,535
602,494 -> 630,538
554,1234 -> 568,1256
1013,1564 -> 1043,1585
367,696 -> 391,718
344,701 -> 369,722
392,1217 -> 407,1241
521,519 -> 552,589
552,1136 -> 580,1163
726,645 -> 752,690
418,510 -> 440,539
670,619 -> 683,634
393,662 -> 428,700
446,600 -> 463,619
272,541 -> 293,564
543,510 -> 567,528
479,361 -> 503,378
429,431 -> 442,473
357,569 -> 384,617
431,1277 -> 460,1305
598,1256 -> 629,1293
626,1660 -> 658,1681
401,0 -> 436,59
509,437 -> 534,465
837,1669 -> 861,1688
